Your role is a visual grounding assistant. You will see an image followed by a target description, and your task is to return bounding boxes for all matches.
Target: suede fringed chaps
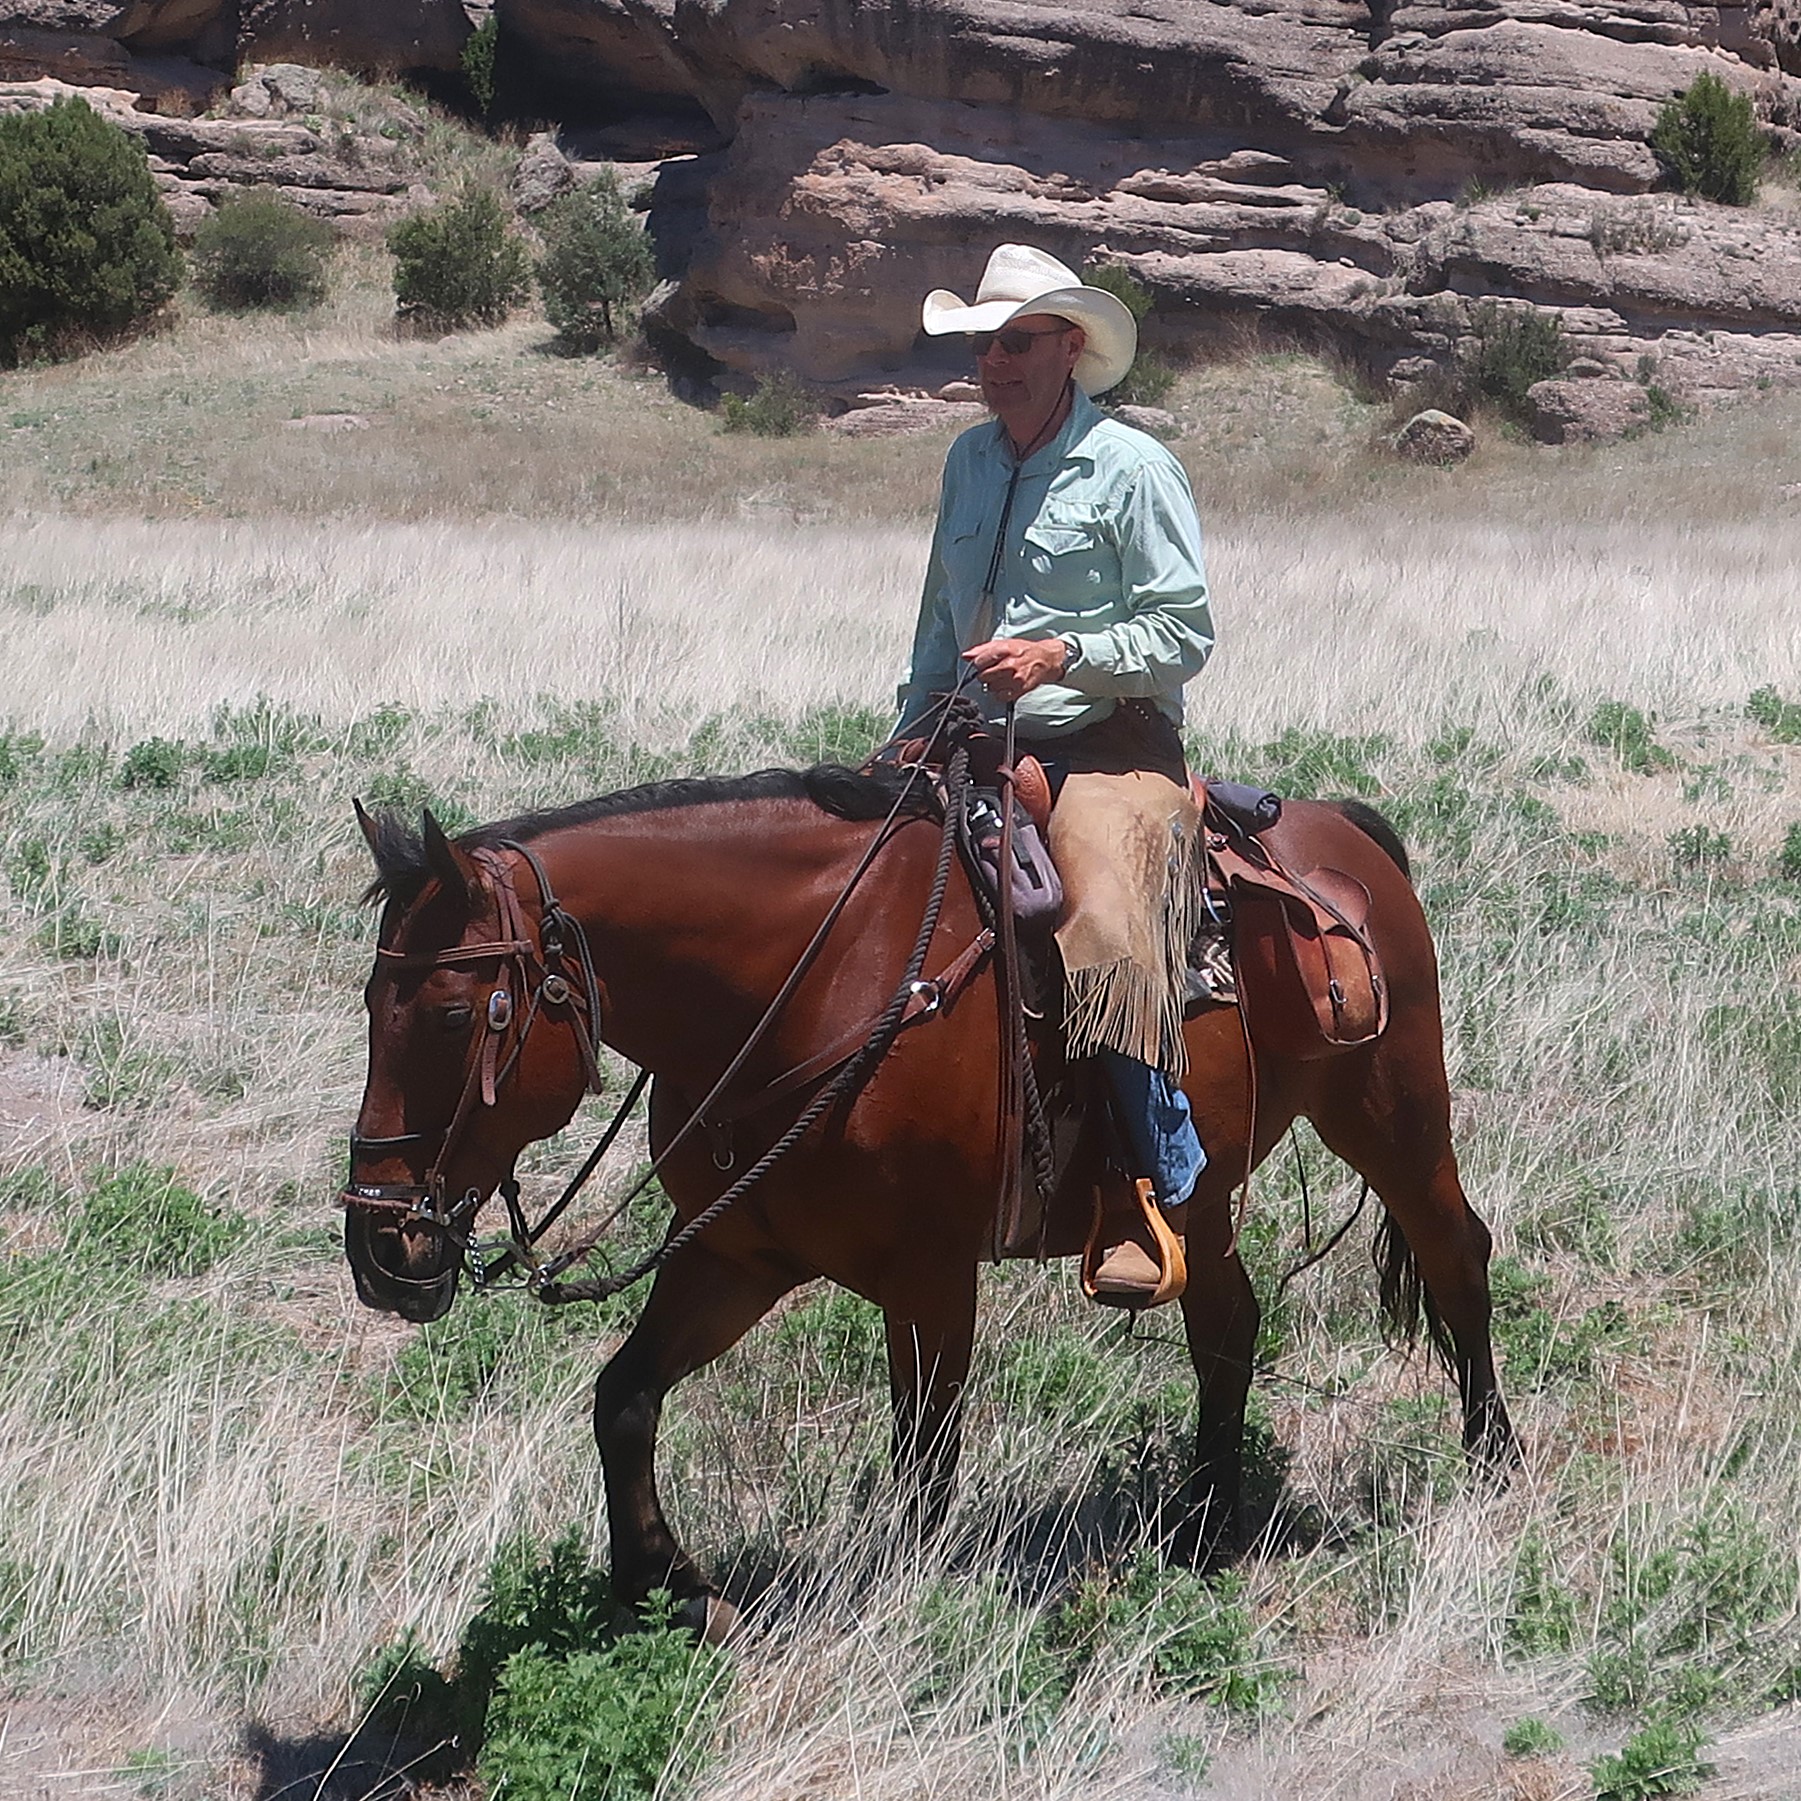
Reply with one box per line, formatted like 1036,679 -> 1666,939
1048,768 -> 1202,1078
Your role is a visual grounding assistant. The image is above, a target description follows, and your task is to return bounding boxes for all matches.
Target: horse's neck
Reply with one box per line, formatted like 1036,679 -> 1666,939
538,802 -> 896,1076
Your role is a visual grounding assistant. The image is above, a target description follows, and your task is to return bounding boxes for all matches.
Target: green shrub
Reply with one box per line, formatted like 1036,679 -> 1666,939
1641,382 -> 1690,430
462,14 -> 499,117
1462,303 -> 1571,421
478,1597 -> 721,1801
1085,263 -> 1179,410
536,169 -> 655,352
67,1163 -> 244,1277
1777,822 -> 1801,883
719,370 -> 815,436
1667,824 -> 1730,867
1585,700 -> 1674,775
1111,349 -> 1177,409
1503,1716 -> 1565,1758
454,1530 -> 621,1742
1050,1555 -> 1284,1711
1747,685 -> 1801,742
1651,72 -> 1763,205
0,98 -> 181,366
119,736 -> 185,789
388,185 -> 530,332
1506,1530 -> 1579,1657
1083,262 -> 1153,322
191,192 -> 333,311
1591,1718 -> 1713,1799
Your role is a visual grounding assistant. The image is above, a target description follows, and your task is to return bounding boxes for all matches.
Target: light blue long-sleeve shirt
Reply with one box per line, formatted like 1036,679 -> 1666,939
896,387 -> 1214,740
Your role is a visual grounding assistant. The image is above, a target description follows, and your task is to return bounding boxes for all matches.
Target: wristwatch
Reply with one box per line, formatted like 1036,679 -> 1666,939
1058,636 -> 1082,676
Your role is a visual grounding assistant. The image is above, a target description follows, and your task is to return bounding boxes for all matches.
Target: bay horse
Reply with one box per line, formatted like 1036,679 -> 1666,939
343,762 -> 1517,1638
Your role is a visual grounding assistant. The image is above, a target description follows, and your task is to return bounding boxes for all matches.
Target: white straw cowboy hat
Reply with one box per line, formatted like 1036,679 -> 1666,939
921,244 -> 1138,397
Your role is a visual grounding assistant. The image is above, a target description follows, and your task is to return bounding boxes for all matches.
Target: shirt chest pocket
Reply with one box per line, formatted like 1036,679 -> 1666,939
1020,509 -> 1114,613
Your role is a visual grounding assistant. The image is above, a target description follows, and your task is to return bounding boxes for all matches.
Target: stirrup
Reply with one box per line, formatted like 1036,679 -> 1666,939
1082,1177 -> 1187,1310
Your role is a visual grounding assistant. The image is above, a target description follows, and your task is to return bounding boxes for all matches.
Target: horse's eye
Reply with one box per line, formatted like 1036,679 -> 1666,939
442,1004 -> 474,1032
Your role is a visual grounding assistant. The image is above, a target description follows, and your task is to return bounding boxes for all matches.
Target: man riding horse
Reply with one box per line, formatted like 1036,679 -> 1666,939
895,244 -> 1215,1309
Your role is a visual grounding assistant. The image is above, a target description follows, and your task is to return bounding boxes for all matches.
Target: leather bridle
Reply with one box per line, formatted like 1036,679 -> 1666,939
340,839 -> 605,1263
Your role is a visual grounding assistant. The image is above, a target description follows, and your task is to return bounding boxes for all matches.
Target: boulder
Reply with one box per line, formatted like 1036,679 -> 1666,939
255,60 -> 324,110
1525,377 -> 1652,441
106,0 -> 231,58
512,129 -> 574,211
1753,0 -> 1801,72
1112,403 -> 1181,437
1395,408 -> 1475,464
823,399 -> 986,438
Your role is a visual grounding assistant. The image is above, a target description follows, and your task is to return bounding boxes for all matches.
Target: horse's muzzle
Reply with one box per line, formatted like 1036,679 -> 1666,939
343,1207 -> 461,1322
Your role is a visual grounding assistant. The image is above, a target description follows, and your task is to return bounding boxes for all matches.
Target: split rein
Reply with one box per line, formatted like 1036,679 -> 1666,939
340,743 -> 978,1308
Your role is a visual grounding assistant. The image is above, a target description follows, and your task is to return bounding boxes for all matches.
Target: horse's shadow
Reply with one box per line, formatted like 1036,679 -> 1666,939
239,1718 -> 462,1801
714,1419 -> 1336,1633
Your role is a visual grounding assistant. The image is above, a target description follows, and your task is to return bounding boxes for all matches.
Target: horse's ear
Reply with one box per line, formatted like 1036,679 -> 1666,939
353,798 -> 383,866
420,808 -> 480,908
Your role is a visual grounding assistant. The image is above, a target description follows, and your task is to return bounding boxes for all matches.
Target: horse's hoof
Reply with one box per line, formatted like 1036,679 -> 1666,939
679,1593 -> 740,1647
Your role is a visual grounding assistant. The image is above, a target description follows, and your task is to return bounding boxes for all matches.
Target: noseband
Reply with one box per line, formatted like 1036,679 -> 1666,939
340,840 -> 605,1268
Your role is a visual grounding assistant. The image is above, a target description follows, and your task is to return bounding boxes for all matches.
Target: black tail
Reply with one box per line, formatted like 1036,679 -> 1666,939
1373,1212 -> 1455,1369
1331,799 -> 1411,882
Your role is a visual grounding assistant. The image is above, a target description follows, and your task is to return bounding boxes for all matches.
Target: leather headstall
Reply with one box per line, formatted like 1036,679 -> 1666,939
340,840 -> 606,1244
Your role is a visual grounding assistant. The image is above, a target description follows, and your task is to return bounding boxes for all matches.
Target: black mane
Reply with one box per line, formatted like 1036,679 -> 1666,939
361,762 -> 930,906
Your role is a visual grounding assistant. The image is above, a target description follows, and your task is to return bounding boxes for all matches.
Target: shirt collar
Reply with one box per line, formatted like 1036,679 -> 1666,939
985,385 -> 1103,474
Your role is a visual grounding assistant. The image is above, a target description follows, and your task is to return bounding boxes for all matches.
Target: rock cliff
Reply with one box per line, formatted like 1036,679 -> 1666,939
3,0 -> 1798,414
490,0 -> 1801,406
0,0 -> 469,110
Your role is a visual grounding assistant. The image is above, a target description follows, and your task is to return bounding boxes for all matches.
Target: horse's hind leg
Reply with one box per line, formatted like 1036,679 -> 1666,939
1310,1056 -> 1519,1471
593,1242 -> 802,1636
1170,1182 -> 1261,1569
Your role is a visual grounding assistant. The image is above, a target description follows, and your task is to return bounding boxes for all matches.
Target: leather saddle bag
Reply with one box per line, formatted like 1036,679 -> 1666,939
1206,829 -> 1389,1061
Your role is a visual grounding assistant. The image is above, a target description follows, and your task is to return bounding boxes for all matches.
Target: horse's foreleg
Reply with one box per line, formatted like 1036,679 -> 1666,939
593,1243 -> 801,1632
1170,1183 -> 1261,1568
881,1261 -> 977,1535
1312,1074 -> 1519,1471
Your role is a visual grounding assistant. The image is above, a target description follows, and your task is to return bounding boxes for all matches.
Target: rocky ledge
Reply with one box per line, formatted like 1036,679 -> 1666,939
494,0 -> 1801,421
0,0 -> 469,112
646,82 -> 1801,417
0,68 -> 430,232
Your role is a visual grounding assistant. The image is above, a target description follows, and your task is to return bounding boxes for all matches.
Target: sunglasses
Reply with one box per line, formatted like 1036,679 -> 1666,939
970,324 -> 1074,358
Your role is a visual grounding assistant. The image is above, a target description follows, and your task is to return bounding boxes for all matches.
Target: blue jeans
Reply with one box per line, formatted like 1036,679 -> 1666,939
1100,1050 -> 1206,1209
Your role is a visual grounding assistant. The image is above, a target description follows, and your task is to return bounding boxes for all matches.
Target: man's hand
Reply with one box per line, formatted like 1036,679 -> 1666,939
963,636 -> 1069,704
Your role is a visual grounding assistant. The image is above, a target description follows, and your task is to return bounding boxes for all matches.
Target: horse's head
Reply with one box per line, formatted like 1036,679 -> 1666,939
344,805 -> 598,1322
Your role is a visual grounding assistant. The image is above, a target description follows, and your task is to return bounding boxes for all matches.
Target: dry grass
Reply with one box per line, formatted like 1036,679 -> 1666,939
1,509 -> 1799,751
5,249 -> 1798,531
4,302 -> 1801,1800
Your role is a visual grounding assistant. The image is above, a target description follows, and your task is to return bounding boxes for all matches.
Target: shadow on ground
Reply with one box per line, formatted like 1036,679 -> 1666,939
242,1719 -> 467,1801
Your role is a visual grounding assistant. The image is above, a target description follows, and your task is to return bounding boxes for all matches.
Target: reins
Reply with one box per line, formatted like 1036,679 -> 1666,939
535,739 -> 972,1305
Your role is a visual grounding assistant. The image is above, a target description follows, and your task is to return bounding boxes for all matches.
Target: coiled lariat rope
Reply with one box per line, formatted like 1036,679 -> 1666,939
533,741 -> 973,1306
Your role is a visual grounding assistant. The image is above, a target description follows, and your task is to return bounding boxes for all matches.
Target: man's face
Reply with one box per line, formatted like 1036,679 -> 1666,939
973,312 -> 1085,425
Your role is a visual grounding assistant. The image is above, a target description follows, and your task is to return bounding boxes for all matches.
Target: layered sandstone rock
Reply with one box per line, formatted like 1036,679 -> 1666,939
6,0 -> 471,81
0,75 -> 425,229
499,0 -> 1800,191
646,89 -> 1801,416
0,0 -> 222,107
